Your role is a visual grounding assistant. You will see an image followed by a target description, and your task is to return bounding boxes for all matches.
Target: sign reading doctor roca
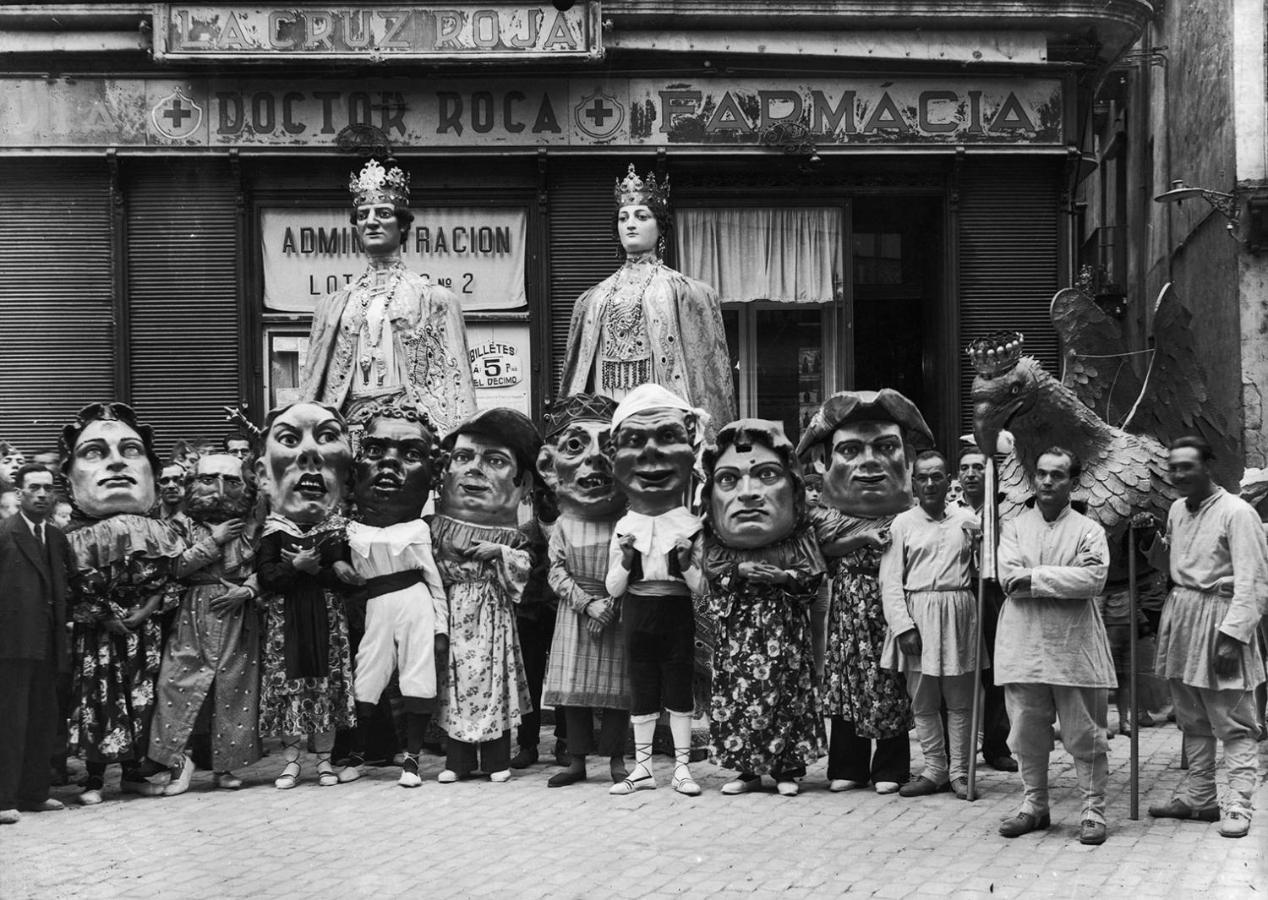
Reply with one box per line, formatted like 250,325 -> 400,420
0,76 -> 1067,150
154,3 -> 602,60
260,206 -> 527,312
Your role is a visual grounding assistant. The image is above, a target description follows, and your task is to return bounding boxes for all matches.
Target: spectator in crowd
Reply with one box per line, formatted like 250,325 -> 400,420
954,446 -> 1017,771
0,464 -> 73,825
50,500 -> 72,531
0,441 -> 26,490
223,433 -> 252,461
995,447 -> 1113,845
156,463 -> 188,522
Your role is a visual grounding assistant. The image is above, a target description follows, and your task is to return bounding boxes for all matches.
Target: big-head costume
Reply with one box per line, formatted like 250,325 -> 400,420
796,389 -> 934,791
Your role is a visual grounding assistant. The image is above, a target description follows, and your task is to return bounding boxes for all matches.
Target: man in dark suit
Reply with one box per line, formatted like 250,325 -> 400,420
0,463 -> 73,824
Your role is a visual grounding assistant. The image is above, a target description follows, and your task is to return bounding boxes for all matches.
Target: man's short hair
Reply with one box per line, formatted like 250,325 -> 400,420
223,432 -> 249,450
914,449 -> 948,470
1168,435 -> 1214,463
13,463 -> 51,488
1036,445 -> 1082,480
958,446 -> 987,465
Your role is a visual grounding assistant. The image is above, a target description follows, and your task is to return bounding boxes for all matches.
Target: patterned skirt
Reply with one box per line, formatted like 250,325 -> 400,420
258,590 -> 356,737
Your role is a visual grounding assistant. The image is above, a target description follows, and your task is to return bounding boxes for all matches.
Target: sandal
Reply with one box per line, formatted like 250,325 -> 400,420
399,753 -> 422,789
671,745 -> 701,797
609,739 -> 656,795
316,752 -> 338,787
274,761 -> 301,790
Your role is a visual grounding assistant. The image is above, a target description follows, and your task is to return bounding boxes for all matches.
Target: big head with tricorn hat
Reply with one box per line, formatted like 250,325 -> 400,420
796,389 -> 935,518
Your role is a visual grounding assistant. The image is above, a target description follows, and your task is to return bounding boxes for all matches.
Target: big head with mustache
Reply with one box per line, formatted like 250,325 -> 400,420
62,402 -> 162,519
353,401 -> 437,526
256,401 -> 352,525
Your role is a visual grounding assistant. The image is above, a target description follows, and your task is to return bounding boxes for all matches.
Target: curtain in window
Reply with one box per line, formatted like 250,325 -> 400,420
676,207 -> 843,304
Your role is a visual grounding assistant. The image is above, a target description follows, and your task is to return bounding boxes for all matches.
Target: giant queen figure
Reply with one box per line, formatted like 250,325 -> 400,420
559,163 -> 735,436
301,159 -> 477,433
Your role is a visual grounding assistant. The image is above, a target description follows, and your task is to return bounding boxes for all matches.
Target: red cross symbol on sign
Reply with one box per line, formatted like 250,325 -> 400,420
574,90 -> 624,140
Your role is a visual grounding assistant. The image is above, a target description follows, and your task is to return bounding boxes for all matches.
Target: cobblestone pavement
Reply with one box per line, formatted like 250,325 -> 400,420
1,721 -> 1264,900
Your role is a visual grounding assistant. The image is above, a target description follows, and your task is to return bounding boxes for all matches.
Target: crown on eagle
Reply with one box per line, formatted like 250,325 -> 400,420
614,163 -> 669,210
967,331 -> 1025,378
349,158 -> 410,208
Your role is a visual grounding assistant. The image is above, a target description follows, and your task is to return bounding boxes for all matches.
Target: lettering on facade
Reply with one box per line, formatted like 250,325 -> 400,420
154,4 -> 600,60
0,77 -> 1066,149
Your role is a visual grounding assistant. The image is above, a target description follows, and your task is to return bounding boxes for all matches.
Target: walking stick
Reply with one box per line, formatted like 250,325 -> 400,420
966,566 -> 985,802
966,457 -> 998,802
1127,520 -> 1140,820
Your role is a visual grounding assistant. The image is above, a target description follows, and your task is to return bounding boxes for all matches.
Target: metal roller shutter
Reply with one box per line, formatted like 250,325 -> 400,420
958,157 -> 1063,437
546,158 -> 621,398
126,160 -> 240,457
0,160 -> 114,454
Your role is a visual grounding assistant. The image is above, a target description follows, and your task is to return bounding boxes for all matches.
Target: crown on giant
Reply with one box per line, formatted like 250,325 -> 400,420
349,158 -> 411,207
614,162 -> 669,210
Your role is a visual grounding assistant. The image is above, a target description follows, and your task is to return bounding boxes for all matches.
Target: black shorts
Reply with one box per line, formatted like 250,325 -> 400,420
623,593 -> 696,716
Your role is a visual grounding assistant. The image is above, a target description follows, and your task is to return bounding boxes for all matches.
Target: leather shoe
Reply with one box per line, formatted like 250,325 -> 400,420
985,755 -> 1018,772
950,777 -> 969,800
509,746 -> 538,769
547,768 -> 587,788
1148,799 -> 1219,822
999,811 -> 1050,838
0,809 -> 20,824
19,798 -> 65,812
898,776 -> 949,798
1079,819 -> 1108,845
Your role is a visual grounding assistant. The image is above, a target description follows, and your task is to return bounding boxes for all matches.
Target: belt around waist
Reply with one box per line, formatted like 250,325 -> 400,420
364,570 -> 425,600
908,586 -> 972,595
841,566 -> 879,577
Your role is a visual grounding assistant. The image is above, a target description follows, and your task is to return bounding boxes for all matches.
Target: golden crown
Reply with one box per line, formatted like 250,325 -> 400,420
349,158 -> 410,208
614,162 -> 668,210
967,331 -> 1025,378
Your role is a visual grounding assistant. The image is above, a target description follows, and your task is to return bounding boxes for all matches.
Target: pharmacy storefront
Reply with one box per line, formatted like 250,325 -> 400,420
0,3 -> 1073,453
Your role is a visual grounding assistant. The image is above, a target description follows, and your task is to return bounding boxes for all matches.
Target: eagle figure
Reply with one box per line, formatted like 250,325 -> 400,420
970,283 -> 1241,554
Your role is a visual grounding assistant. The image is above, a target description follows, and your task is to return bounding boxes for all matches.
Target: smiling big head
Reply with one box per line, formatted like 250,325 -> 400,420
257,401 -> 351,525
610,385 -> 698,517
63,402 -> 160,518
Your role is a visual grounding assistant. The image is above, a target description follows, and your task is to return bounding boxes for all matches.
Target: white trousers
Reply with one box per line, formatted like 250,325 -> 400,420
353,587 -> 437,704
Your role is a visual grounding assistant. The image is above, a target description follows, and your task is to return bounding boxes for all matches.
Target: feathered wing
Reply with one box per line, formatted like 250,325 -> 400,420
1050,287 -> 1144,427
1127,283 -> 1241,487
995,451 -> 1031,522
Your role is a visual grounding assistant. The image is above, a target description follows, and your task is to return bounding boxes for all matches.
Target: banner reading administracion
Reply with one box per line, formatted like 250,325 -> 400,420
260,206 -> 528,313
0,75 -> 1066,149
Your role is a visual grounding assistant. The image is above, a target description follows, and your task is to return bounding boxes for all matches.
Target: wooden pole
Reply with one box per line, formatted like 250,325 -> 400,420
1127,520 -> 1140,820
966,565 -> 985,802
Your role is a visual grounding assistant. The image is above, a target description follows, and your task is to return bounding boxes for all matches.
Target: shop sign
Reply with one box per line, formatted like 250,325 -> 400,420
0,76 -> 1065,149
259,206 -> 527,312
465,323 -> 532,416
469,340 -> 524,389
153,3 -> 601,61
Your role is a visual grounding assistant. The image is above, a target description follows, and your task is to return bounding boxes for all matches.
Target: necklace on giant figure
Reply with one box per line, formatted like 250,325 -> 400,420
356,261 -> 404,387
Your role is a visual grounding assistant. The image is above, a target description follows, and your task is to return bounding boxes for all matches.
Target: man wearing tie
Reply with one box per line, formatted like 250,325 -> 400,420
0,463 -> 73,824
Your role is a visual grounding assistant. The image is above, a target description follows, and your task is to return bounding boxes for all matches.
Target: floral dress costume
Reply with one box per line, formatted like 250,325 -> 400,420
67,515 -> 185,762
704,522 -> 828,778
432,515 -> 534,746
256,515 -> 356,738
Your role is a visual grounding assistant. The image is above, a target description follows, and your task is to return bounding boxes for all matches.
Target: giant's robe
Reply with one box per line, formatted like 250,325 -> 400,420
300,263 -> 477,433
558,254 -> 735,438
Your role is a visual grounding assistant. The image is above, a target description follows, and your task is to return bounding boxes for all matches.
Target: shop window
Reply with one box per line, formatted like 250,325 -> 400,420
678,206 -> 843,446
266,332 -> 309,409
851,197 -> 942,416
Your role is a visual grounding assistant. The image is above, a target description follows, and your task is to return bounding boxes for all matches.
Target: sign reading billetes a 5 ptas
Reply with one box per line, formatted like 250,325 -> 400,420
153,3 -> 603,61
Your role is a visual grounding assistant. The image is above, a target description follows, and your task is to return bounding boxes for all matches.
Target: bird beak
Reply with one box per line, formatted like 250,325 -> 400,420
973,401 -> 1001,459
